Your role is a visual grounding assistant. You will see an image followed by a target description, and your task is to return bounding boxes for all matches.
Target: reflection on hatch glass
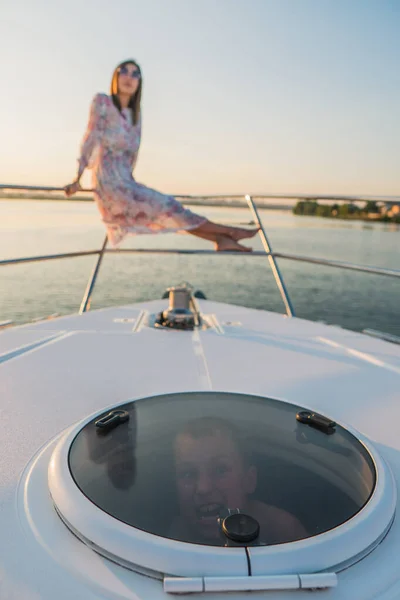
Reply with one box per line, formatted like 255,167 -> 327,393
68,392 -> 376,547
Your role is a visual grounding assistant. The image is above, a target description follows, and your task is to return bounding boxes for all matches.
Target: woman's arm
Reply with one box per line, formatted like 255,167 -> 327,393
75,93 -> 107,182
131,112 -> 142,174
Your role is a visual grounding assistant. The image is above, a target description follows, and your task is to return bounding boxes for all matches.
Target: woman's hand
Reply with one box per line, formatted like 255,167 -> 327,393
64,180 -> 82,197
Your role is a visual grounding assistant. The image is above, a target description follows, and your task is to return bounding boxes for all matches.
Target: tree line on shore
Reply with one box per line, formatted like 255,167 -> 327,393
293,200 -> 400,223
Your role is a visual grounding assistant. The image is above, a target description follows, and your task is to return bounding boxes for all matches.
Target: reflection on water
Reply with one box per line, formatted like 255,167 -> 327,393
0,200 -> 399,335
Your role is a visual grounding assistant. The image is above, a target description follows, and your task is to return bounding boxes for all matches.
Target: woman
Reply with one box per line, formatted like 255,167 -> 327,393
64,59 -> 259,250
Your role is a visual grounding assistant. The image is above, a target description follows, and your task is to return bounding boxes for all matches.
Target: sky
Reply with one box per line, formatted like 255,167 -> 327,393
1,0 -> 399,196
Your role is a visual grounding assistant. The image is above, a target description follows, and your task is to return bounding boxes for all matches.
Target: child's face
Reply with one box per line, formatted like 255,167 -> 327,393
174,430 -> 257,541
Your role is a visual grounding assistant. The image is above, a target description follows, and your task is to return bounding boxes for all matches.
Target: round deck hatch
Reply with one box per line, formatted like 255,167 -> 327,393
49,392 -> 396,577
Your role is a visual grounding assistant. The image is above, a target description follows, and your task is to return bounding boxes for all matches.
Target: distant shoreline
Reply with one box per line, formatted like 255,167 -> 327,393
293,199 -> 400,224
0,194 -> 293,210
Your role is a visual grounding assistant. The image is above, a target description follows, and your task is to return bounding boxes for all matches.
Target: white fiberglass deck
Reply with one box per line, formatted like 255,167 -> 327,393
1,299 -> 400,599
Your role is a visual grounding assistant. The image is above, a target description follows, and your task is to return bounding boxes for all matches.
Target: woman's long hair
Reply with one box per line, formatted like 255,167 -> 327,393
110,59 -> 142,125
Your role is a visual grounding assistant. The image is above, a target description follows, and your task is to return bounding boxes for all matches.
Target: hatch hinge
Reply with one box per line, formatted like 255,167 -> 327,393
164,572 -> 337,594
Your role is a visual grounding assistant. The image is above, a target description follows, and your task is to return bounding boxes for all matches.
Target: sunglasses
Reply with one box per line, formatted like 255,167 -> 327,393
118,65 -> 141,79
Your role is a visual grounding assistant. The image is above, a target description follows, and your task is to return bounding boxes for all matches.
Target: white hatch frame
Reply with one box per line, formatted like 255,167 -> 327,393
48,396 -> 397,583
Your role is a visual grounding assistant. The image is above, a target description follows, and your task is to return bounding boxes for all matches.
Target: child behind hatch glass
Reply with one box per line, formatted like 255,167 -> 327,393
170,417 -> 307,545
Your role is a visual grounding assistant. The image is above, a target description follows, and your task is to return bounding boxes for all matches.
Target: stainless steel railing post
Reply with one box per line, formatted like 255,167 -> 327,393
245,194 -> 295,317
79,236 -> 108,314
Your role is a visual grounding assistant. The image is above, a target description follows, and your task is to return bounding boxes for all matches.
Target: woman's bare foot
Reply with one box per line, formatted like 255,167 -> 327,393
215,235 -> 252,252
228,227 -> 260,242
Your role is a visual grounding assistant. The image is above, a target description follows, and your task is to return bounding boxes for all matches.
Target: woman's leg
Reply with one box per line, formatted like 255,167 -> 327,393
187,227 -> 252,252
125,181 -> 259,243
190,219 -> 259,241
119,179 -> 258,250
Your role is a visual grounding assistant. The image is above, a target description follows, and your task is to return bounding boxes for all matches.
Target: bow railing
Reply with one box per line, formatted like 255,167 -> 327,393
1,185 -> 399,327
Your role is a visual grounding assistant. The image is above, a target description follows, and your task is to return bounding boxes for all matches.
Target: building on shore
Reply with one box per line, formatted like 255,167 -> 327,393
380,203 -> 400,218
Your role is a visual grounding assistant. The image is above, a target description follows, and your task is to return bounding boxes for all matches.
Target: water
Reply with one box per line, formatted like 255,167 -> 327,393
1,200 -> 399,336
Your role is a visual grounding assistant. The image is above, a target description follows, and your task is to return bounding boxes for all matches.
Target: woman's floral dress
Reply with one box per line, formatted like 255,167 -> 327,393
77,93 -> 206,245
